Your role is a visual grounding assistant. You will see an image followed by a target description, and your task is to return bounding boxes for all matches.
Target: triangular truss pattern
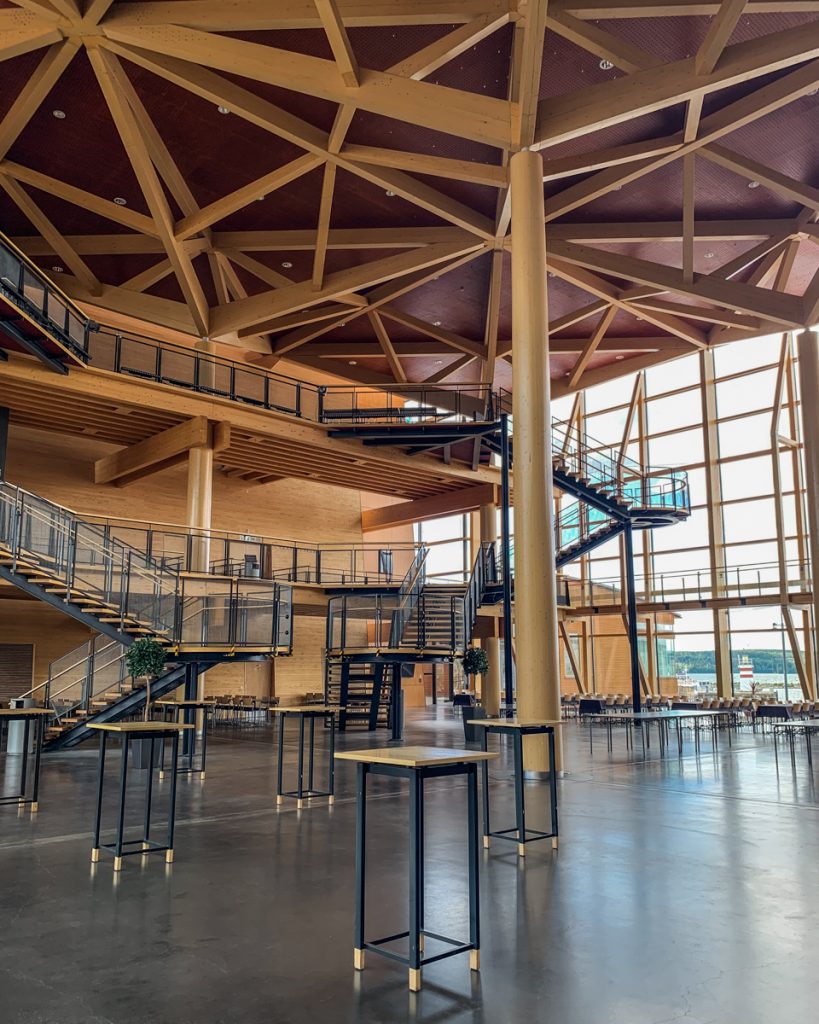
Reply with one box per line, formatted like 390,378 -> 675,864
0,0 -> 817,394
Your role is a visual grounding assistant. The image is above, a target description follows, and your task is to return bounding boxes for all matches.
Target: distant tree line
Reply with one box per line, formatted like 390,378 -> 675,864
673,649 -> 798,675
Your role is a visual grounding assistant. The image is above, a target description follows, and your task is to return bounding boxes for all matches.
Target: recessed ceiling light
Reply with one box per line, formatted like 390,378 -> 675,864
113,197 -> 127,205
433,320 -> 442,326
281,261 -> 293,268
217,106 -> 230,115
51,265 -> 63,273
52,109 -> 66,119
747,180 -> 760,189
257,195 -> 265,201
434,360 -> 443,364
349,360 -> 357,365
385,190 -> 396,197
599,59 -> 614,70
704,251 -> 715,258
615,355 -> 624,361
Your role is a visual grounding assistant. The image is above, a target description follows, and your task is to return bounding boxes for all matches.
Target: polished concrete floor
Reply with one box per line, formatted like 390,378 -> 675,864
1,709 -> 818,1024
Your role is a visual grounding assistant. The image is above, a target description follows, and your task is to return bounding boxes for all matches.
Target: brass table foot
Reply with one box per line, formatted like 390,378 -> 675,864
409,968 -> 421,992
165,849 -> 174,864
353,948 -> 365,971
470,950 -> 480,971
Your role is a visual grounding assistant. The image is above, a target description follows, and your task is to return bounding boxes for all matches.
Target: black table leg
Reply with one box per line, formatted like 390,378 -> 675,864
166,731 -> 179,864
91,731 -> 107,863
467,763 -> 480,973
548,728 -> 559,848
276,713 -> 285,805
354,763 -> 367,972
514,729 -> 526,857
114,733 -> 130,872
480,728 -> 491,848
30,715 -> 44,812
307,715 -> 315,796
297,713 -> 305,808
200,708 -> 208,780
409,770 -> 422,992
143,737 -> 155,852
18,717 -> 29,806
328,712 -> 336,804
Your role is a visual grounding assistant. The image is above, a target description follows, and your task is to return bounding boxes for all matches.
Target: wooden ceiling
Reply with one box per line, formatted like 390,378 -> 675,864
0,0 -> 818,397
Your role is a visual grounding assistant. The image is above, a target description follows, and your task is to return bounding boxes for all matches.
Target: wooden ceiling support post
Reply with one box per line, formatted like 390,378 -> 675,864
510,148 -> 562,771
796,328 -> 819,692
187,426 -> 214,575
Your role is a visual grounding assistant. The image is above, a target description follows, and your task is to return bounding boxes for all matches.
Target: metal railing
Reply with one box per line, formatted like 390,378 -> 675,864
566,558 -> 813,609
318,382 -> 497,424
85,326 -> 319,419
75,513 -> 422,585
0,481 -> 179,636
18,636 -> 127,721
0,233 -> 89,361
0,481 -> 293,653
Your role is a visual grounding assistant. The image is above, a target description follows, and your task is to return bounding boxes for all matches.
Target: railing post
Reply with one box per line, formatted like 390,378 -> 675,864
316,549 -> 322,585
121,551 -> 131,628
295,382 -> 302,418
318,386 -> 326,421
341,595 -> 347,650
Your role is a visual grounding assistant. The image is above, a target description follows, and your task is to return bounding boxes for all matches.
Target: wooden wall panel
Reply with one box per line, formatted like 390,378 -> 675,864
0,642 -> 34,703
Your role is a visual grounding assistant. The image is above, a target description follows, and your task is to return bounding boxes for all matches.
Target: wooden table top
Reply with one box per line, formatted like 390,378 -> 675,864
0,707 -> 54,716
156,700 -> 216,708
271,705 -> 347,714
335,745 -> 499,768
470,718 -> 562,729
88,722 -> 195,733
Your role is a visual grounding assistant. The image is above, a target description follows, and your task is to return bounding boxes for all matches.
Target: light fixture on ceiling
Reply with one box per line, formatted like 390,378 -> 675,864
434,360 -> 443,364
217,106 -> 230,115
113,197 -> 127,205
349,360 -> 357,365
433,320 -> 442,326
52,109 -> 66,119
51,265 -> 63,273
257,195 -> 265,201
748,180 -> 760,189
385,190 -> 396,197
615,355 -> 624,361
281,261 -> 293,268
704,251 -> 715,258
599,59 -> 614,70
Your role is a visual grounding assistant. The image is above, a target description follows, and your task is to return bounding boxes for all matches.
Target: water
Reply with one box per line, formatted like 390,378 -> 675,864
686,672 -> 801,701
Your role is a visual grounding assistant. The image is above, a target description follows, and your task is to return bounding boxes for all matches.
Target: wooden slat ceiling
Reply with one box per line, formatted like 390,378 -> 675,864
0,356 -> 492,498
0,0 -> 817,397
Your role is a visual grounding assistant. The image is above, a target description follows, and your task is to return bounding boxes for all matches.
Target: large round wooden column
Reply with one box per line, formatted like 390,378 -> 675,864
187,341 -> 216,574
510,149 -> 562,770
796,329 -> 819,679
479,502 -> 502,717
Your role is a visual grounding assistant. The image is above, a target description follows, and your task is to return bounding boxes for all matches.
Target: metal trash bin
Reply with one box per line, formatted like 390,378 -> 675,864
7,697 -> 37,754
462,706 -> 487,744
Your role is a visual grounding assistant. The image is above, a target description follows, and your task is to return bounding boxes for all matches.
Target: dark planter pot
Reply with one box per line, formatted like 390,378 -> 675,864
130,736 -> 162,770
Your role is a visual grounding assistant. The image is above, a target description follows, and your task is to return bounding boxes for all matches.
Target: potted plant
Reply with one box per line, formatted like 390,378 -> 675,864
462,647 -> 489,689
124,638 -> 168,769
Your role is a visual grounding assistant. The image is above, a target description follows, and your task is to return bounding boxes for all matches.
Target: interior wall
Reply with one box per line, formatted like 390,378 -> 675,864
3,423 -> 364,700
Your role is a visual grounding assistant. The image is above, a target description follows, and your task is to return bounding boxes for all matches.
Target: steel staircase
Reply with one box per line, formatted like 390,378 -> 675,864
324,659 -> 393,730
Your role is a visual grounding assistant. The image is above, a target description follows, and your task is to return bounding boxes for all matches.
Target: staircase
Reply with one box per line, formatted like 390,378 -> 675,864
0,481 -> 177,646
325,659 -> 393,730
397,584 -> 468,650
22,636 -> 190,749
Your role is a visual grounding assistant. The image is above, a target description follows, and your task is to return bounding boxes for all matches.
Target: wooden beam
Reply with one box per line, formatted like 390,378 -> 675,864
0,175 -> 102,294
481,249 -> 503,385
0,20 -> 62,63
312,162 -> 337,290
106,1 -> 511,31
568,305 -> 617,387
362,484 -> 499,531
314,0 -> 360,87
121,258 -> 173,293
340,144 -> 507,187
212,239 -> 484,336
367,310 -> 406,382
388,11 -> 510,79
549,240 -> 804,324
546,10 -> 658,72
0,40 -> 78,162
513,0 -> 549,148
101,24 -> 513,148
379,305 -> 486,358
176,154 -> 325,240
535,20 -> 819,146
695,0 -> 748,76
700,144 -> 819,212
683,153 -> 695,284
94,417 -> 230,486
87,46 -> 210,337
